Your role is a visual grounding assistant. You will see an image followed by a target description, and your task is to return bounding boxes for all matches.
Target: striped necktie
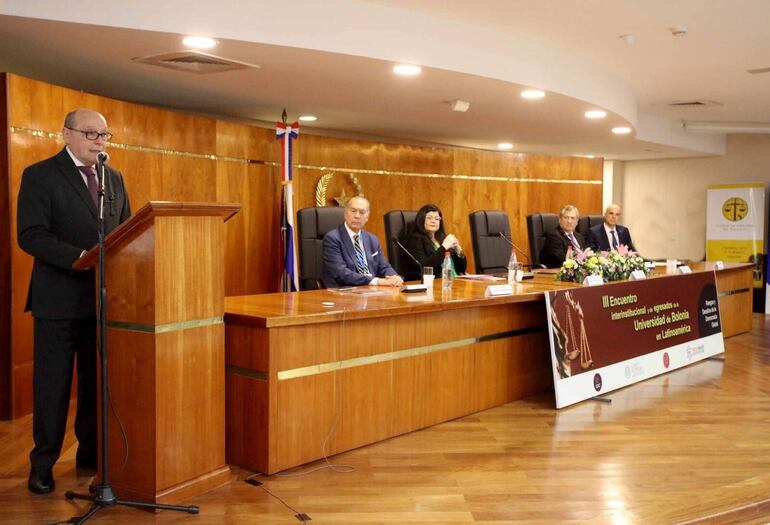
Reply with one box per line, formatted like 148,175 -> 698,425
610,230 -> 619,250
353,233 -> 369,275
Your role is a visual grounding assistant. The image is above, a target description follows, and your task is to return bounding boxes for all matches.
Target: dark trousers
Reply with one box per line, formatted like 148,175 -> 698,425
30,317 -> 97,469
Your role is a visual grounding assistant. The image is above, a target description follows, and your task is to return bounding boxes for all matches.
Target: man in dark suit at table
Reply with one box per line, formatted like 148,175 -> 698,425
17,108 -> 131,494
587,203 -> 636,252
540,204 -> 587,268
322,196 -> 403,288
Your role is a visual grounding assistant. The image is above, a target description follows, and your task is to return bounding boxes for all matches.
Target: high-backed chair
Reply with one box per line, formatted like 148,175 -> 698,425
296,206 -> 345,290
383,210 -> 419,280
526,213 -> 559,268
577,214 -> 604,238
469,210 -> 513,274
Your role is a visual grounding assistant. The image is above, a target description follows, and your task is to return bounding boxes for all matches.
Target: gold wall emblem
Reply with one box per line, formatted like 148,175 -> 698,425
721,197 -> 749,222
315,172 -> 364,207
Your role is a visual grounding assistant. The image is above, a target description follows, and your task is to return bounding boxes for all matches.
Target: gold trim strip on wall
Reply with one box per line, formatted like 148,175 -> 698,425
106,316 -> 223,334
10,126 -> 601,185
226,365 -> 268,381
718,288 -> 752,297
277,326 -> 544,381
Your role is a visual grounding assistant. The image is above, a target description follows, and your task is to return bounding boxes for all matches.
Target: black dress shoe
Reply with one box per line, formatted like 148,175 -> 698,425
28,466 -> 55,494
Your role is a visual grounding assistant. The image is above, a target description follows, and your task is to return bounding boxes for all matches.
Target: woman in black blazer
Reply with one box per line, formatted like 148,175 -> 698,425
403,204 -> 467,279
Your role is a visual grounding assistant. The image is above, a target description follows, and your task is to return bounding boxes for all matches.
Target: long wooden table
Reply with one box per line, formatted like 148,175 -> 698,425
224,262 -> 752,474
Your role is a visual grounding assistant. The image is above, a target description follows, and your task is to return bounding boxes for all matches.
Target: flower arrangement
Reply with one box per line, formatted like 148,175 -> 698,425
556,245 -> 648,283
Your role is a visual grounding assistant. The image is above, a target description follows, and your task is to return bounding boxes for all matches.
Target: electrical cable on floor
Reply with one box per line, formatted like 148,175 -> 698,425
274,304 -> 355,477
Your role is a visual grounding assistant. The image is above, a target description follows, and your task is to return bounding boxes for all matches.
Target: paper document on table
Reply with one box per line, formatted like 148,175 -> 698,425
456,274 -> 505,282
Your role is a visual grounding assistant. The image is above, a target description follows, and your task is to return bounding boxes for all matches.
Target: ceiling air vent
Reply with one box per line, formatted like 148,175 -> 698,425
667,99 -> 722,108
132,50 -> 259,74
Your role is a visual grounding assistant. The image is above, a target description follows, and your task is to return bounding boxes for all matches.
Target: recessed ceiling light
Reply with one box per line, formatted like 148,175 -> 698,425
182,36 -> 217,49
612,126 -> 632,134
497,142 -> 513,150
585,110 -> 607,119
393,64 -> 421,76
584,155 -> 595,159
521,89 -> 545,99
298,115 -> 317,122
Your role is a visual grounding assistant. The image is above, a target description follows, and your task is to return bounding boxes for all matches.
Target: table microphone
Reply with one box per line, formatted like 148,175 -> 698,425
392,237 -> 423,270
498,232 -> 530,262
498,233 -> 537,277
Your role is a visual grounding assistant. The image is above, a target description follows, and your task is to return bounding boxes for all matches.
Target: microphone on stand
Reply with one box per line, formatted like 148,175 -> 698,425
392,237 -> 429,292
498,233 -> 538,275
95,152 -> 113,217
498,232 -> 531,262
393,237 -> 423,270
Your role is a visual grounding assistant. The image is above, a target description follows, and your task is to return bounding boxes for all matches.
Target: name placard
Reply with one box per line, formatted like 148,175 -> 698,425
583,275 -> 604,287
485,284 -> 513,297
677,265 -> 692,274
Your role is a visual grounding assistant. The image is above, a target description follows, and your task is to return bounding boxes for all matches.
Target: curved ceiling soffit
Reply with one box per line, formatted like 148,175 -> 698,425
5,0 -> 639,129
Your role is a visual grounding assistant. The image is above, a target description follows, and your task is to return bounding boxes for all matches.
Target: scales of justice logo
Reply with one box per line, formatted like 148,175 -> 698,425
721,197 -> 749,222
551,291 -> 594,379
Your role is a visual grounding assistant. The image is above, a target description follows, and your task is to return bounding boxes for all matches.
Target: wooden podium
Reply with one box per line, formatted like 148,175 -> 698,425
76,201 -> 239,504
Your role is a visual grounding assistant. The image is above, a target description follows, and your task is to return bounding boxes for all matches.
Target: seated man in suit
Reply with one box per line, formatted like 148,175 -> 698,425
322,196 -> 404,288
540,204 -> 586,268
587,203 -> 636,252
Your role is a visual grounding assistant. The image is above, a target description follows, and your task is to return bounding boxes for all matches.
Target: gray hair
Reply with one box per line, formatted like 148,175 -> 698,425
559,204 -> 579,217
346,195 -> 370,212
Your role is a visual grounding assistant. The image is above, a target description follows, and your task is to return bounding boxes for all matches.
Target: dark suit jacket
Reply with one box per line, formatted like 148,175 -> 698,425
540,227 -> 587,268
587,223 -> 635,252
322,225 -> 397,288
403,231 -> 467,280
17,148 -> 131,319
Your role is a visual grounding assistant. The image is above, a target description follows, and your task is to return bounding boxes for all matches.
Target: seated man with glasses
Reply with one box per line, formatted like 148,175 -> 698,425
17,108 -> 131,495
541,204 -> 586,268
322,196 -> 403,288
402,203 -> 466,280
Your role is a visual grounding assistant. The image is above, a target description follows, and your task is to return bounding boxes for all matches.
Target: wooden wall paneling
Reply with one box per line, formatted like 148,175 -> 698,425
3,74 -> 603,418
216,123 -> 282,297
7,88 -> 66,419
0,73 -> 10,419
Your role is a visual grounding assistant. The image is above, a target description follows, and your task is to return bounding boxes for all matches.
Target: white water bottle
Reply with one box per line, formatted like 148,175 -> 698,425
441,251 -> 453,289
508,248 -> 518,285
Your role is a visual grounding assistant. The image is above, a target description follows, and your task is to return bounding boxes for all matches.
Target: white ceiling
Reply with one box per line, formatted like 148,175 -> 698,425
1,0 -> 768,160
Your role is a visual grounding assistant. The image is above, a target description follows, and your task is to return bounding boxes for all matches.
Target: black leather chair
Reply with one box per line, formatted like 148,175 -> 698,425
469,210 -> 513,274
296,206 -> 345,290
577,214 -> 604,238
526,213 -> 559,268
383,210 -> 418,280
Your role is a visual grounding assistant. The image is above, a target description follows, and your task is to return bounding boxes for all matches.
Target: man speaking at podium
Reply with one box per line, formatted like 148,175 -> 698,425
17,109 -> 131,494
322,196 -> 403,288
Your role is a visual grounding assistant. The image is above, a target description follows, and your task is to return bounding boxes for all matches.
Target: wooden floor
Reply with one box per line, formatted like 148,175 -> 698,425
3,315 -> 770,524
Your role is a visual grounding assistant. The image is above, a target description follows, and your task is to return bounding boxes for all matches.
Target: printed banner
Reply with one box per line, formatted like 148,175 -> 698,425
706,183 -> 765,290
545,271 -> 724,408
